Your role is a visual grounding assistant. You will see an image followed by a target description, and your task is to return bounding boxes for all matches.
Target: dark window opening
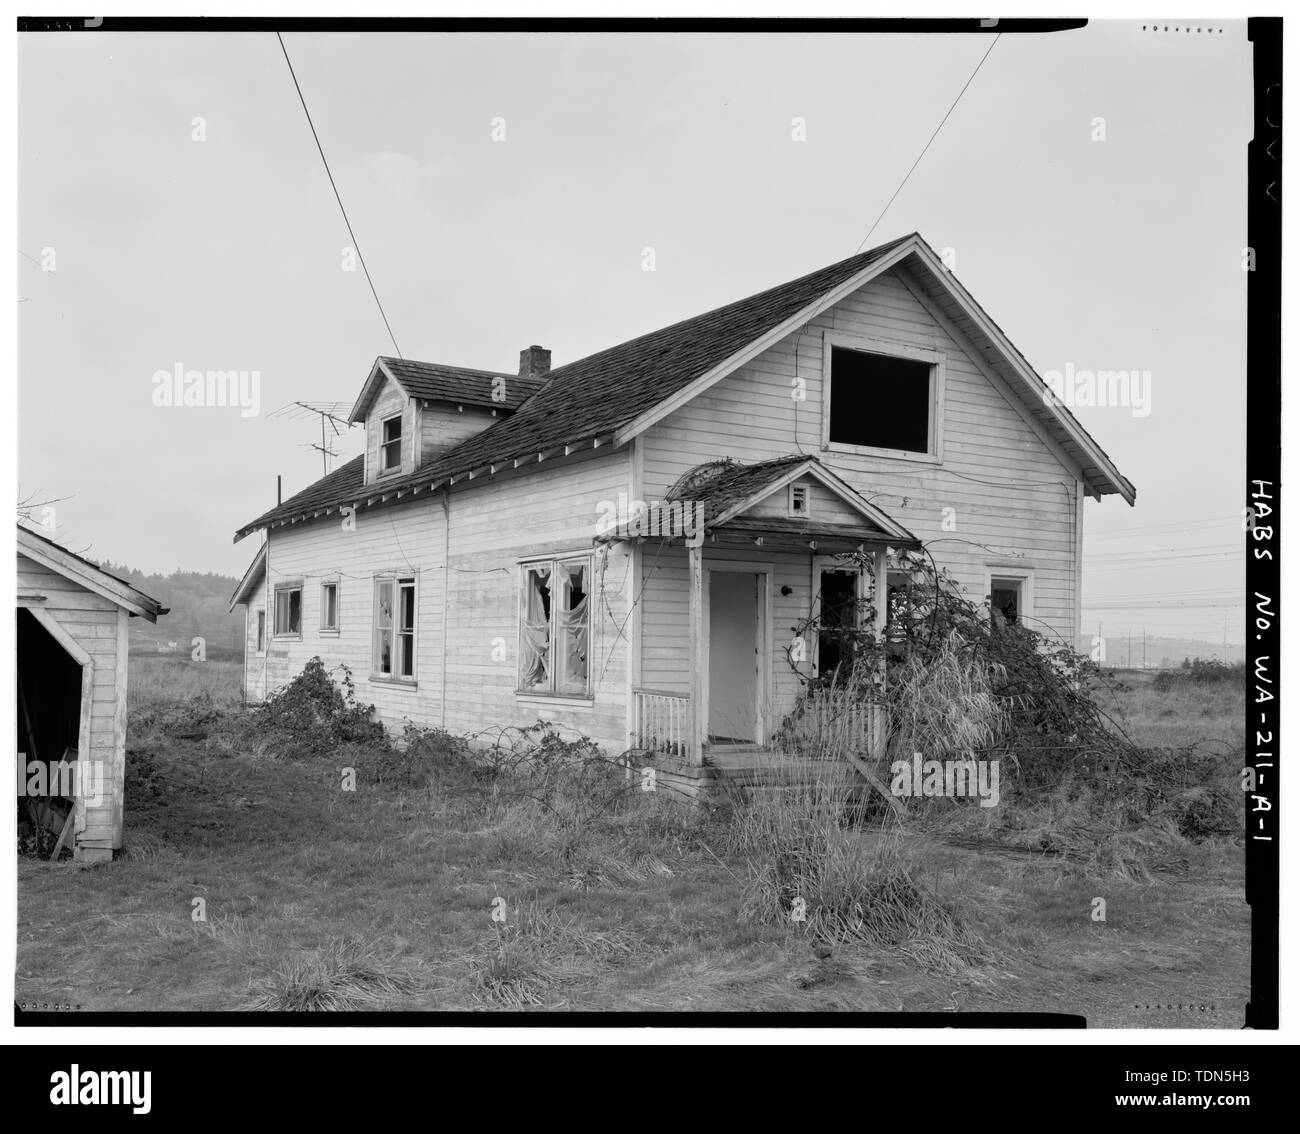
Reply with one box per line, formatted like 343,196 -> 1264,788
817,570 -> 858,678
990,580 -> 1021,626
256,610 -> 266,652
828,346 -> 932,453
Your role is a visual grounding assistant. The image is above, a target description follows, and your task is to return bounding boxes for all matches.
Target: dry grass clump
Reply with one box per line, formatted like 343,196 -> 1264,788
887,630 -> 1010,764
471,904 -> 635,1008
248,936 -> 416,1011
725,766 -> 984,973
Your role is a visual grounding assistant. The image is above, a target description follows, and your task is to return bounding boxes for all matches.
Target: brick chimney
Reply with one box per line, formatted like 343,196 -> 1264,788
519,345 -> 551,380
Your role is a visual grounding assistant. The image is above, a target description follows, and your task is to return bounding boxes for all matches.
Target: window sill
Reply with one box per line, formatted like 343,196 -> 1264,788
271,634 -> 302,641
515,692 -> 594,708
369,674 -> 417,688
319,628 -> 340,636
825,441 -> 940,465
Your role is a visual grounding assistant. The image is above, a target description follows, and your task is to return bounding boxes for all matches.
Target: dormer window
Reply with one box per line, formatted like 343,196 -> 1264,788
380,414 -> 403,473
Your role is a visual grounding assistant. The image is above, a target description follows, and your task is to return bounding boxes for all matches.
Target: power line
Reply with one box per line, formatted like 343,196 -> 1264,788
275,32 -> 403,358
856,33 -> 1001,252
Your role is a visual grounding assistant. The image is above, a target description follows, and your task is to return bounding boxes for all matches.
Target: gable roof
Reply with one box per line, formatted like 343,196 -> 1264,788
228,542 -> 267,610
237,233 -> 1134,540
17,524 -> 167,621
349,356 -> 544,422
666,455 -> 919,545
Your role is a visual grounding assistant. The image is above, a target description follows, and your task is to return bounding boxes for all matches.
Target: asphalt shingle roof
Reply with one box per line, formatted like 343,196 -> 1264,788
380,357 -> 545,411
237,236 -> 914,539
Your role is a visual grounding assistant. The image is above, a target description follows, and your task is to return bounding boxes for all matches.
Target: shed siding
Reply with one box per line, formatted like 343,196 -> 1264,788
17,553 -> 127,855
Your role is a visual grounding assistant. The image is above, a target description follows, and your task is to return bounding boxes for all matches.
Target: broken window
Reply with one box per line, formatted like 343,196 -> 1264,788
380,414 -> 403,472
373,576 -> 416,678
519,556 -> 591,695
816,569 -> 859,679
321,581 -> 339,631
989,577 -> 1025,627
273,585 -> 301,636
828,345 -> 933,454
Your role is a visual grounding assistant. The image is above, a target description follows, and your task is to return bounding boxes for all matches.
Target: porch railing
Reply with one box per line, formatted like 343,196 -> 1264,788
632,688 -> 692,761
779,688 -> 886,760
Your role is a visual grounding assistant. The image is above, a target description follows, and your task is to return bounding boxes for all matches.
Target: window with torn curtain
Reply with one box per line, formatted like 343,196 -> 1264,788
518,556 -> 591,696
373,575 -> 416,680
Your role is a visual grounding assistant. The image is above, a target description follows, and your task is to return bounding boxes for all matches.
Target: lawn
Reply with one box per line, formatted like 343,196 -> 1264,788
14,657 -> 1249,1021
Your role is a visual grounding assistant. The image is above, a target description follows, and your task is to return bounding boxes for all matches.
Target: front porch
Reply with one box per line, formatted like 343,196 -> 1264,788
607,456 -> 917,798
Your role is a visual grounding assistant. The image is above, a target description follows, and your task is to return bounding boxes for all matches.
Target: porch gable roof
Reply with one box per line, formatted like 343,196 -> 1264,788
668,455 -> 920,547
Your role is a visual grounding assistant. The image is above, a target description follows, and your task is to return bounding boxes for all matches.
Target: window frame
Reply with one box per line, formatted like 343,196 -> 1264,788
378,412 -> 404,475
271,582 -> 303,640
820,331 -> 945,464
371,573 -> 417,684
320,578 -> 340,634
515,551 -> 594,700
255,609 -> 266,655
984,566 -> 1034,627
788,482 -> 810,518
809,557 -> 866,678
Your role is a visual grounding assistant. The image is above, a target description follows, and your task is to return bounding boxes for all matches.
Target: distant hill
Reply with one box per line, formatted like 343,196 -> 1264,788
1075,632 -> 1240,669
95,561 -> 244,657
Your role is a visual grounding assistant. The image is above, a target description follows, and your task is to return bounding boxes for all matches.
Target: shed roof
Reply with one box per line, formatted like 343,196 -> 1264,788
17,524 -> 167,621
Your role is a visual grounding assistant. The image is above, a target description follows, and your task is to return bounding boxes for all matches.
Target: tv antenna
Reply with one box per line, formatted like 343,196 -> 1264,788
271,401 -> 355,475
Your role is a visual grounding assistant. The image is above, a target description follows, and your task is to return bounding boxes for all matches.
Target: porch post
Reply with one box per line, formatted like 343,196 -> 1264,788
871,545 -> 889,757
871,546 -> 889,647
687,542 -> 704,766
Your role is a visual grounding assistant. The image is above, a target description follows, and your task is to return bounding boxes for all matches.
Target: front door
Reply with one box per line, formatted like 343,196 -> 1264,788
707,570 -> 761,742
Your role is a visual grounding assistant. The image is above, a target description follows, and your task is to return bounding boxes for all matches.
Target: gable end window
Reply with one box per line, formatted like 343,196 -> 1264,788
380,414 -> 403,473
789,483 -> 810,518
273,584 -> 302,637
373,575 -> 416,680
518,555 -> 591,696
824,338 -> 941,458
255,609 -> 266,653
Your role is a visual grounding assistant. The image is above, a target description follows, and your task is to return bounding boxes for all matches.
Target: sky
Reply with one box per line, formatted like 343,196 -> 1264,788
16,20 -> 1253,648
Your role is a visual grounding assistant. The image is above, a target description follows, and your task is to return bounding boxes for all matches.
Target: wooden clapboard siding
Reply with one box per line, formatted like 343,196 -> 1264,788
17,553 -> 127,856
640,544 -> 810,727
364,375 -> 417,484
249,449 -> 636,751
418,404 -> 499,467
640,267 -> 1082,643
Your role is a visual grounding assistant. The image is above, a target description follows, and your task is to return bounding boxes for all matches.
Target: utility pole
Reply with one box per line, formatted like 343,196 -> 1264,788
1143,628 -> 1147,669
1128,628 -> 1133,669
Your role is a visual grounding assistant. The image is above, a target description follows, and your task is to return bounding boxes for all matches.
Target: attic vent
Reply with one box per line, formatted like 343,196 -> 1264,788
789,484 -> 810,517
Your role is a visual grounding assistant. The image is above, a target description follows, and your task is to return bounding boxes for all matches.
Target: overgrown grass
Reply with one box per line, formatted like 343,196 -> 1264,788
12,650 -> 1248,1020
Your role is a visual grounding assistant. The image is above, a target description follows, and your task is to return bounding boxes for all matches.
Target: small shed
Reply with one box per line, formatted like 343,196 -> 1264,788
16,525 -> 166,862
